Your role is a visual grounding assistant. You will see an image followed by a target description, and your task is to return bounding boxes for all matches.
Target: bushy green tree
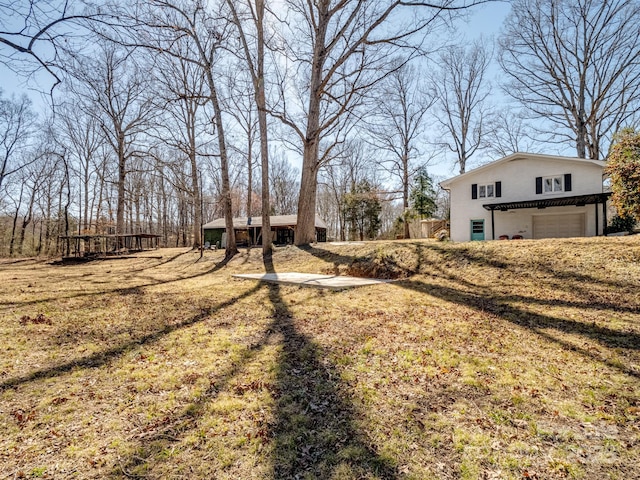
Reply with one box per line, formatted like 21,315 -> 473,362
605,128 -> 640,222
410,166 -> 437,219
343,180 -> 382,241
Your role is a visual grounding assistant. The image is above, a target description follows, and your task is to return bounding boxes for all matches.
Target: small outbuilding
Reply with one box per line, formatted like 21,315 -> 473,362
59,233 -> 161,259
203,214 -> 327,247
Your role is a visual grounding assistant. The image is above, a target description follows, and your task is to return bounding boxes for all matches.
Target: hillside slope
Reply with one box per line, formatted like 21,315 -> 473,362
1,237 -> 639,479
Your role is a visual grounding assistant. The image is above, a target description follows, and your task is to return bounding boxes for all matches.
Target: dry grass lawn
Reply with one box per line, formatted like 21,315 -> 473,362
1,237 -> 639,479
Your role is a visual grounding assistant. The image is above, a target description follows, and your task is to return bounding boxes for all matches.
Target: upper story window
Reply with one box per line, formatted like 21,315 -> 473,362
536,174 -> 572,195
479,183 -> 494,198
544,175 -> 563,193
471,181 -> 501,199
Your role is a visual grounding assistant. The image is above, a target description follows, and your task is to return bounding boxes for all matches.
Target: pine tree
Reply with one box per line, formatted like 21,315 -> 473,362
410,166 -> 437,219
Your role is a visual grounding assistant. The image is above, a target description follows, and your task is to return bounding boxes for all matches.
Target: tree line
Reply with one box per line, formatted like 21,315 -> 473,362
1,0 -> 639,257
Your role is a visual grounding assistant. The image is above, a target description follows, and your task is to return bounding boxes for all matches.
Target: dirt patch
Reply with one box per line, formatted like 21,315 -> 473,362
319,251 -> 414,279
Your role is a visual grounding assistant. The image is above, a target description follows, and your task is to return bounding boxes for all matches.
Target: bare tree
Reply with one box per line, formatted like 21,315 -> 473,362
226,0 -> 273,254
0,90 -> 36,191
56,103 -> 105,233
15,152 -> 51,255
0,1 -> 118,88
482,109 -> 542,158
269,151 -> 299,215
499,0 -> 640,160
129,0 -> 239,258
69,46 -> 155,241
318,142 -> 372,241
433,39 -> 492,174
225,72 -> 260,220
367,63 -> 434,238
275,0 -> 482,245
152,45 -> 209,248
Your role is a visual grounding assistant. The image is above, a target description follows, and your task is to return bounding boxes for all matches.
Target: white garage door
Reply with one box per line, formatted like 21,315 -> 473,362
533,213 -> 585,239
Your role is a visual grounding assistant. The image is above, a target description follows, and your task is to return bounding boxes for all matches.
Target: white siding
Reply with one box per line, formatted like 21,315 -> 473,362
444,156 -> 606,242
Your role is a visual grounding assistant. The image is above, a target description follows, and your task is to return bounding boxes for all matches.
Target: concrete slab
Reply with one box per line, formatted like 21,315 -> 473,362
232,272 -> 392,289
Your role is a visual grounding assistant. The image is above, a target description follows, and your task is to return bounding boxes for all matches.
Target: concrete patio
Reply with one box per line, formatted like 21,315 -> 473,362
232,272 -> 392,289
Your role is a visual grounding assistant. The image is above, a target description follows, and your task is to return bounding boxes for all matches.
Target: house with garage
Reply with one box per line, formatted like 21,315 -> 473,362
439,153 -> 611,242
203,214 -> 327,247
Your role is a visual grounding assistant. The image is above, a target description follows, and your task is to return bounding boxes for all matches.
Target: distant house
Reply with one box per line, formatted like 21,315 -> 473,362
203,214 -> 327,247
439,153 -> 611,242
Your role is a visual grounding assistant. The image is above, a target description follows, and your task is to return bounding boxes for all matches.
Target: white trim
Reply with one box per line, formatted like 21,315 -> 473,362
440,152 -> 605,189
478,183 -> 495,199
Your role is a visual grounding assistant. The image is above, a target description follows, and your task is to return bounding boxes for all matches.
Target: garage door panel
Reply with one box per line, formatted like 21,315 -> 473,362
533,214 -> 585,239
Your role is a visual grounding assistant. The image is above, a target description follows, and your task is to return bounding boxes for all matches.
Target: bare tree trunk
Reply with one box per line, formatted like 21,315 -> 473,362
95,169 -> 104,233
9,183 -> 24,256
294,7 -> 327,246
190,148 -> 202,249
56,176 -> 64,254
256,0 -> 272,254
226,0 -> 271,254
83,165 -> 90,231
246,136 -> 253,220
62,155 -> 71,257
297,148 -> 320,244
18,191 -> 35,255
403,150 -> 410,239
37,218 -> 43,255
205,69 -> 237,258
160,171 -> 168,247
116,134 -> 126,246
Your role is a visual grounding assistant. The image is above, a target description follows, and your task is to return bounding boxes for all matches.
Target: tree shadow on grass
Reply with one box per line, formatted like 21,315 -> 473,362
0,252 -> 235,308
111,295 -> 278,478
0,280 -> 261,392
299,243 -> 640,380
302,242 -> 638,312
417,282 -> 640,379
420,242 -> 639,296
263,254 -> 398,479
108,256 -> 398,478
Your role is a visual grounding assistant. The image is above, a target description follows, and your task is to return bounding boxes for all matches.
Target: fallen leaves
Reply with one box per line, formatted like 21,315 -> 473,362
19,313 -> 52,325
10,408 -> 36,427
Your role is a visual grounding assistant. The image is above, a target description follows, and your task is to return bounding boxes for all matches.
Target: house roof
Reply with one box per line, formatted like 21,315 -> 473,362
482,192 -> 611,211
439,153 -> 607,189
203,214 -> 327,230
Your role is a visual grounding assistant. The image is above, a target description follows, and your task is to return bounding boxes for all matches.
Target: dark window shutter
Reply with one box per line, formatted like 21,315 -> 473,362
495,181 -> 502,198
564,173 -> 572,192
471,183 -> 478,199
536,177 -> 542,194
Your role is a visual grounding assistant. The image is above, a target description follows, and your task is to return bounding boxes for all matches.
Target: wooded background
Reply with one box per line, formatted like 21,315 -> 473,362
1,0 -> 638,256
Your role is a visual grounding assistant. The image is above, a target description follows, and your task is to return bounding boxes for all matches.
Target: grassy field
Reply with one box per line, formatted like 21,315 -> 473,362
1,237 -> 639,479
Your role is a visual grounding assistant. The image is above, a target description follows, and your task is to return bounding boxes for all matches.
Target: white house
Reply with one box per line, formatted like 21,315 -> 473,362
440,153 -> 611,242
